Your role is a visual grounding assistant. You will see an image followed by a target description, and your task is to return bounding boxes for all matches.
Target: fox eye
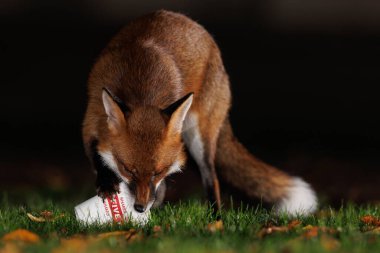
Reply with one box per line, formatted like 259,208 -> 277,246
154,171 -> 163,176
122,165 -> 133,176
153,170 -> 165,179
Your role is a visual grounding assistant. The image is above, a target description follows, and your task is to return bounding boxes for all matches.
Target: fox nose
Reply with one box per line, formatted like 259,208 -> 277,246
134,204 -> 146,213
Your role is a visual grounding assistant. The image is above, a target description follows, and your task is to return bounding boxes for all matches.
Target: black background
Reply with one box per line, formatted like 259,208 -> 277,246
1,0 -> 380,204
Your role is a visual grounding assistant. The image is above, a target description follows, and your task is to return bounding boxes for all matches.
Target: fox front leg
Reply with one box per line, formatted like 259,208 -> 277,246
183,113 -> 222,214
89,140 -> 121,198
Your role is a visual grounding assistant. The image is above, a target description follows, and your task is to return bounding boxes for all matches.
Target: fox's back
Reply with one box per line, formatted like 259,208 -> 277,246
87,10 -> 216,109
83,11 -> 317,217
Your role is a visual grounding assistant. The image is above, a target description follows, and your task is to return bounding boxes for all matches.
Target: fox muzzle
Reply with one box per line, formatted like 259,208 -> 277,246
129,180 -> 155,213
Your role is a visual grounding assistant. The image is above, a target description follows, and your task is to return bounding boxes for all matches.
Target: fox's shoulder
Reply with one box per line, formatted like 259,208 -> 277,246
144,10 -> 200,28
151,10 -> 190,20
107,10 -> 207,47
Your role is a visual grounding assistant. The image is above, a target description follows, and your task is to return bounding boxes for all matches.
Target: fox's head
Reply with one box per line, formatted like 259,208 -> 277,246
97,88 -> 193,213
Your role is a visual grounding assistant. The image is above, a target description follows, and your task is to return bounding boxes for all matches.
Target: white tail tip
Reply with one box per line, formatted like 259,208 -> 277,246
275,177 -> 318,216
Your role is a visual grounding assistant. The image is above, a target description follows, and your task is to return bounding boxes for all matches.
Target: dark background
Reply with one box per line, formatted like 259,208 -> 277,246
1,0 -> 380,205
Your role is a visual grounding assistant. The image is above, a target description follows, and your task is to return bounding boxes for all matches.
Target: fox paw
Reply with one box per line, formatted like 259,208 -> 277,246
96,181 -> 120,199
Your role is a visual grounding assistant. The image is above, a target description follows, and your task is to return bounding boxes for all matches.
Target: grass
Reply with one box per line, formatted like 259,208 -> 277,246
1,190 -> 380,253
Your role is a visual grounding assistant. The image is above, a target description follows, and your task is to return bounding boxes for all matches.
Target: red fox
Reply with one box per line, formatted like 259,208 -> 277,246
82,10 -> 317,215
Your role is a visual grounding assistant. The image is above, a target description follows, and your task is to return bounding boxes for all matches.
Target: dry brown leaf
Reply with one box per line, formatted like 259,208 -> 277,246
365,227 -> 380,234
41,210 -> 64,221
2,229 -> 40,244
258,226 -> 288,238
302,225 -> 338,239
27,211 -> 64,223
60,227 -> 68,235
152,225 -> 162,238
302,225 -> 319,239
258,220 -> 301,238
303,225 -> 314,230
52,237 -> 89,253
97,231 -> 132,239
27,213 -> 46,222
207,220 -> 224,233
319,227 -> 339,234
0,243 -> 22,253
127,231 -> 143,242
361,215 -> 380,226
40,210 -> 54,220
320,235 -> 340,250
53,232 -> 143,253
153,225 -> 162,233
288,220 -> 302,229
97,229 -> 142,243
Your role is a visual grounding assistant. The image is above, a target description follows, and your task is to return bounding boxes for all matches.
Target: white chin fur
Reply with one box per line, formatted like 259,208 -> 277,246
274,177 -> 317,216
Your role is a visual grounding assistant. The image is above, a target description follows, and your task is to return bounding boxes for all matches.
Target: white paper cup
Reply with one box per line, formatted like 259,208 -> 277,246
75,182 -> 150,225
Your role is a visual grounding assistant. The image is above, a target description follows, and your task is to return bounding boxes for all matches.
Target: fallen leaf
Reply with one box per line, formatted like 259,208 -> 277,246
361,215 -> 380,226
60,227 -> 68,235
27,211 -> 65,223
127,231 -> 143,242
320,235 -> 340,250
27,213 -> 46,222
2,229 -> 40,243
365,227 -> 380,234
52,237 -> 89,253
207,220 -> 224,233
96,229 -> 137,240
288,220 -> 302,229
97,231 -> 132,239
97,229 -> 142,243
319,226 -> 339,234
0,243 -> 22,253
40,210 -> 54,220
303,225 -> 314,230
53,230 -> 142,253
152,225 -> 162,238
258,220 -> 300,238
301,225 -> 338,239
258,226 -> 288,238
153,225 -> 162,233
302,225 -> 319,239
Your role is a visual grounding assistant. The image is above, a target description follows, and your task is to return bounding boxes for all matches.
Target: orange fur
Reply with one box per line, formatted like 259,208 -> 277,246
82,10 -> 315,213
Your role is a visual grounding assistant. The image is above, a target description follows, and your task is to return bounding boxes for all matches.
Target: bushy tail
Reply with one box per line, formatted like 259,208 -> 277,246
215,119 -> 317,215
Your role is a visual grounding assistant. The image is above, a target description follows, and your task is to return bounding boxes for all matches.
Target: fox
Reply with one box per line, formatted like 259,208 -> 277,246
82,10 -> 317,215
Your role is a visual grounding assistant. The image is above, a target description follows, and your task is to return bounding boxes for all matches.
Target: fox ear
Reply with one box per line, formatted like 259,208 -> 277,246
102,88 -> 126,133
164,93 -> 193,135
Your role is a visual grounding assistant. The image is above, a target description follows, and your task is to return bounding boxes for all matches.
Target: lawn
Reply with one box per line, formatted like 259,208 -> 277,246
1,190 -> 380,253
